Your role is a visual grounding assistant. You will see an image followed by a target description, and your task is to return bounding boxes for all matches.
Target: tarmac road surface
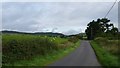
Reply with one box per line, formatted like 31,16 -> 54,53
49,40 -> 101,66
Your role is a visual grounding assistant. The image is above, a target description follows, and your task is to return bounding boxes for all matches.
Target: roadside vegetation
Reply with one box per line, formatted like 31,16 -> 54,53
0,33 -> 1,67
90,37 -> 119,67
2,34 -> 80,66
85,18 -> 119,67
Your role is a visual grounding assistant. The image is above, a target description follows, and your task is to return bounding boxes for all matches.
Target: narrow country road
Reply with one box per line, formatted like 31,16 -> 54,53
49,40 -> 101,66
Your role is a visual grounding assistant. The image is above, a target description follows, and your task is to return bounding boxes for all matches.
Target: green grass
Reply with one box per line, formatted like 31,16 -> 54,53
2,34 -> 69,65
90,41 -> 119,68
2,34 -> 80,66
0,34 -> 1,67
4,41 -> 80,66
0,52 -> 1,67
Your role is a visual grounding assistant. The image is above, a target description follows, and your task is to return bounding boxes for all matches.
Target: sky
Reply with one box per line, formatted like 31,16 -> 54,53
1,0 -> 120,2
1,1 -> 119,35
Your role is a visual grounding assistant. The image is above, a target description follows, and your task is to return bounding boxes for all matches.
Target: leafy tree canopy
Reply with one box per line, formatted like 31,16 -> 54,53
85,18 -> 118,40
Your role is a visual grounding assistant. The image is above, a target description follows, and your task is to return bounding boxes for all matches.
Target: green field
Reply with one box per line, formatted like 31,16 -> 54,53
2,34 -> 80,66
0,34 -> 2,67
90,37 -> 119,67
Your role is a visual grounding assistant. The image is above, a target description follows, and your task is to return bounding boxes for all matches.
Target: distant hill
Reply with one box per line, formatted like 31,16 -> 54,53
2,30 -> 24,34
2,30 -> 65,37
2,30 -> 86,38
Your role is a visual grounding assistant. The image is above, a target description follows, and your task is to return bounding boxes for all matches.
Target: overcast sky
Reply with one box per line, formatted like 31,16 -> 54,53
2,2 -> 118,35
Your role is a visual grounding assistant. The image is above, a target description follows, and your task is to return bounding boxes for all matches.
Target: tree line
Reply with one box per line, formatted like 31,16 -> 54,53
85,18 -> 119,40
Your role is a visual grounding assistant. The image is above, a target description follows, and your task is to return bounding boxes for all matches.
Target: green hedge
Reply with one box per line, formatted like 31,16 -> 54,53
2,34 -> 63,64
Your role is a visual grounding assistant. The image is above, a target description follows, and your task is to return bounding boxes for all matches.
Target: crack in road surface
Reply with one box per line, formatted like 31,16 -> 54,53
49,40 -> 101,66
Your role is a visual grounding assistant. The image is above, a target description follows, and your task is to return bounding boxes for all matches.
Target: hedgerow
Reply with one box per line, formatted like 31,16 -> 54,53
2,34 -> 67,64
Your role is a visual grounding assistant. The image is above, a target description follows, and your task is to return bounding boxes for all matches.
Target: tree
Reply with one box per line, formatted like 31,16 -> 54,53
85,18 -> 118,40
111,27 -> 118,35
85,19 -> 102,40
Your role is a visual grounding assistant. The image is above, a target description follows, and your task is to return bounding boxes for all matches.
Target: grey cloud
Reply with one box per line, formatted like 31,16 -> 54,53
2,2 -> 118,34
64,29 -> 82,35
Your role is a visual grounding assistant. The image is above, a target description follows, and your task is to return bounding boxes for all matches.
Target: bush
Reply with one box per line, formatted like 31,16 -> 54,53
94,37 -> 108,43
2,34 -> 63,64
68,36 -> 79,43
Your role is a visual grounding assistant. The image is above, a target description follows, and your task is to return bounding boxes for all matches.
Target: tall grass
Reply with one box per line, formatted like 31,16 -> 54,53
7,41 -> 80,66
2,34 -> 68,65
94,37 -> 119,56
0,34 -> 2,67
91,37 -> 119,67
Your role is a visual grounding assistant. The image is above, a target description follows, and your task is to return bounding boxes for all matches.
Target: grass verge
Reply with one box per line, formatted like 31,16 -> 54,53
90,41 -> 119,68
4,41 -> 80,66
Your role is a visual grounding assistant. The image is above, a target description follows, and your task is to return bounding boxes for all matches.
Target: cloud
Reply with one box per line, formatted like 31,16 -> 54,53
2,2 -> 118,34
1,0 -> 120,2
